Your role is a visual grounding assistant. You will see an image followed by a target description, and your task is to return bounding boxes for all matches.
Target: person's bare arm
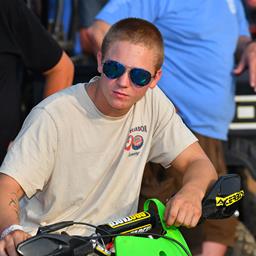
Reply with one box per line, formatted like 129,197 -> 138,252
87,20 -> 111,56
233,35 -> 256,90
43,51 -> 74,98
0,174 -> 30,256
164,142 -> 218,227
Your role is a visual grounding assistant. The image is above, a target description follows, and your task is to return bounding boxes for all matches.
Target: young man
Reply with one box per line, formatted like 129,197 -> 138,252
0,18 -> 217,256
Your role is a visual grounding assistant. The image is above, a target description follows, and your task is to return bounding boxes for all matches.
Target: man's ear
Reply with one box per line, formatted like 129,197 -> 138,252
97,51 -> 103,73
149,69 -> 162,89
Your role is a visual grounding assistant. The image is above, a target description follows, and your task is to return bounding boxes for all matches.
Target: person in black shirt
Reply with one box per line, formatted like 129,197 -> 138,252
0,0 -> 74,164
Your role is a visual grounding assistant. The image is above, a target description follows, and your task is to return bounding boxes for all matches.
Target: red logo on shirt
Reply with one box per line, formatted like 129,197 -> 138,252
124,126 -> 146,154
125,135 -> 144,151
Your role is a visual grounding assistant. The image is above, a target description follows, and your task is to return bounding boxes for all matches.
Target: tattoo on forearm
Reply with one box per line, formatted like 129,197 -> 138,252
8,192 -> 20,220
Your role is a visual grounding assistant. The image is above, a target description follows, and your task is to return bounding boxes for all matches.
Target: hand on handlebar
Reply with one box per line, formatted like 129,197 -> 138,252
164,186 -> 202,228
0,230 -> 31,256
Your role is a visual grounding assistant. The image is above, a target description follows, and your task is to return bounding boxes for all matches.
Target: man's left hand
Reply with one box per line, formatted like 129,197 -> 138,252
233,41 -> 256,91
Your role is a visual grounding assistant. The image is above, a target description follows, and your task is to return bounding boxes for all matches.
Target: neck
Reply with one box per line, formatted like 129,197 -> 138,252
85,78 -> 97,100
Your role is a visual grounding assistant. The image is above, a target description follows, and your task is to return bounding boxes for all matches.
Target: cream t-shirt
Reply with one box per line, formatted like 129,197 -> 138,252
0,78 -> 197,235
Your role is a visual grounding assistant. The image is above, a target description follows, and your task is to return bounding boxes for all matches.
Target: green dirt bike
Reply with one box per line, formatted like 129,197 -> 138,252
17,174 -> 244,256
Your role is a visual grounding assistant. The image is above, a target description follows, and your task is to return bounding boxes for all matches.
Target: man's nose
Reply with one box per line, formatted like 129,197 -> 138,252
117,70 -> 130,87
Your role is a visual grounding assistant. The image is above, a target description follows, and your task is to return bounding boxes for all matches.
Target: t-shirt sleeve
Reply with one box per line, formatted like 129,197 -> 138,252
0,107 -> 57,198
236,0 -> 250,37
2,0 -> 62,72
147,87 -> 198,168
96,0 -> 172,25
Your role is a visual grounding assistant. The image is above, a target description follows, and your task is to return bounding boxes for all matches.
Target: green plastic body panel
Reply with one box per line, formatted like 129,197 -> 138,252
114,199 -> 191,256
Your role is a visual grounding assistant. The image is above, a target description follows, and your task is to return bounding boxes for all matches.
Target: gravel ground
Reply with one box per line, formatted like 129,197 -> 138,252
227,222 -> 256,256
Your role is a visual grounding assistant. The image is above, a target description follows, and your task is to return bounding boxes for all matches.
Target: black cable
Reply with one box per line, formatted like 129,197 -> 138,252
43,221 -> 191,256
74,231 -> 191,256
71,221 -> 112,235
145,232 -> 192,256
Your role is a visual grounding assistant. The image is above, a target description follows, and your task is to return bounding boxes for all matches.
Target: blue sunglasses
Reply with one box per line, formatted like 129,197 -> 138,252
102,60 -> 155,87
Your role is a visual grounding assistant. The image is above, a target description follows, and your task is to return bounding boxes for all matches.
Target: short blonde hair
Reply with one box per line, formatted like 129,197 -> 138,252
101,18 -> 164,71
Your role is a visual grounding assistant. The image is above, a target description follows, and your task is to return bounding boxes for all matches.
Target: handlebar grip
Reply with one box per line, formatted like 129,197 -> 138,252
96,209 -> 157,240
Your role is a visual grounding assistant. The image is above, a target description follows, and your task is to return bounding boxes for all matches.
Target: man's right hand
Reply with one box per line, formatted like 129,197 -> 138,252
0,230 -> 31,256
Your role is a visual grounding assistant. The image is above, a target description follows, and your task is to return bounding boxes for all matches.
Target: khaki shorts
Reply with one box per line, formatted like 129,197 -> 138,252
139,133 -> 237,254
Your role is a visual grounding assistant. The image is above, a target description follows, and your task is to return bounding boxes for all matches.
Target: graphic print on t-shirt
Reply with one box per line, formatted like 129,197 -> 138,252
124,125 -> 147,157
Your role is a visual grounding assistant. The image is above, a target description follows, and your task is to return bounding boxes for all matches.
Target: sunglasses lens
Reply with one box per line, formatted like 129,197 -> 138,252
103,60 -> 125,79
130,68 -> 152,87
103,60 -> 152,87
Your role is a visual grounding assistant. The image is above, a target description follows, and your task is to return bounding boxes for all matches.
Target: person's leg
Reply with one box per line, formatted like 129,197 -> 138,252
139,133 -> 237,254
138,162 -> 181,209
